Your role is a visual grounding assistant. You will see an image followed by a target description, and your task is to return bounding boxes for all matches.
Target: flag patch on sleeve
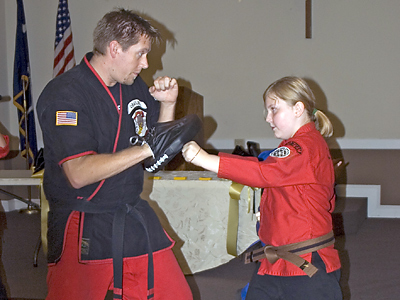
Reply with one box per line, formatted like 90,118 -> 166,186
56,111 -> 78,126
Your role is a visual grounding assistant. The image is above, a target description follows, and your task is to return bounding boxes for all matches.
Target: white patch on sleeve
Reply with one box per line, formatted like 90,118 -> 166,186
269,146 -> 290,158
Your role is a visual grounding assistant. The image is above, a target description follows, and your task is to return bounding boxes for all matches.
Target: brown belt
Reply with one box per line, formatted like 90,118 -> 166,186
244,231 -> 335,277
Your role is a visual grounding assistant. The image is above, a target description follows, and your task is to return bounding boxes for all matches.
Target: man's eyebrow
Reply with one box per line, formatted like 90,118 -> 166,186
141,46 -> 151,52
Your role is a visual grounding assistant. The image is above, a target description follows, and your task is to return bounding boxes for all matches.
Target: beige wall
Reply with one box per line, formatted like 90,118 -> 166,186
1,0 -> 400,150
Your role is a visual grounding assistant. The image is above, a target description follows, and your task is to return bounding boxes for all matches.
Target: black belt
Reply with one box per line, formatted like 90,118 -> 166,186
56,199 -> 154,299
112,203 -> 154,299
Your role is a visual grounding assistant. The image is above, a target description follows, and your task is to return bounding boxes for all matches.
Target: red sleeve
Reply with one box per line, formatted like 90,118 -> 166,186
217,143 -> 318,188
0,135 -> 10,158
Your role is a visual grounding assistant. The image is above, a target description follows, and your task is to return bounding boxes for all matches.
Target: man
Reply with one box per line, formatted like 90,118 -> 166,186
37,9 -> 192,300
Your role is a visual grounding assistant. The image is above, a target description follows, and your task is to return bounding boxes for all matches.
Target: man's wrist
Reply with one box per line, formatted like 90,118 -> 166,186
142,143 -> 154,158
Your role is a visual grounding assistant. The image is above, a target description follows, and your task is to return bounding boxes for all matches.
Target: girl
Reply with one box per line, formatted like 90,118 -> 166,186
182,76 -> 342,300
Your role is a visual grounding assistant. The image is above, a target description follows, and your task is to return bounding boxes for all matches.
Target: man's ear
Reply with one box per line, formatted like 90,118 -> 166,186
109,41 -> 120,58
294,101 -> 305,117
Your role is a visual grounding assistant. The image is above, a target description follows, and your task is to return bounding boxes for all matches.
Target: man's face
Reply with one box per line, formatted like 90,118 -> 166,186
113,35 -> 151,85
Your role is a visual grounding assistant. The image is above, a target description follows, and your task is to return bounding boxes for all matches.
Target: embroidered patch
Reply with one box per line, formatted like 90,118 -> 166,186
128,99 -> 148,137
270,146 -> 290,158
56,111 -> 77,126
284,141 -> 303,154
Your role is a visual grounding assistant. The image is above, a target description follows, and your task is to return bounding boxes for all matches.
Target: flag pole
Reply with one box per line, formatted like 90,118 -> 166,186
20,76 -> 38,214
13,0 -> 39,214
22,77 -> 30,170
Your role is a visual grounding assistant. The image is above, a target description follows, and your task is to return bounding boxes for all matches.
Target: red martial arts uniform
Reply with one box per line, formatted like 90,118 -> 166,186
218,122 -> 341,277
46,212 -> 191,300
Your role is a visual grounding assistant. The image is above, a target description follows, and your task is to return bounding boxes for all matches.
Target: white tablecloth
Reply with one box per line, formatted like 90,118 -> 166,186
0,170 -> 41,186
141,171 -> 260,274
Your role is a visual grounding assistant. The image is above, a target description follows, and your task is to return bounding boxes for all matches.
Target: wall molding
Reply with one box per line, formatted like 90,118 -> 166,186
3,185 -> 399,218
335,184 -> 400,218
207,138 -> 400,150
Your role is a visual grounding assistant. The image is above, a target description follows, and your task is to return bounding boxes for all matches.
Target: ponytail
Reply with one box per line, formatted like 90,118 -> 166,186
313,109 -> 333,138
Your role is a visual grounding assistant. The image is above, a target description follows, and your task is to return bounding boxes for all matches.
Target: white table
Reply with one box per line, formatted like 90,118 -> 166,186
0,170 -> 44,266
0,169 -> 261,272
0,170 -> 41,209
141,171 -> 261,274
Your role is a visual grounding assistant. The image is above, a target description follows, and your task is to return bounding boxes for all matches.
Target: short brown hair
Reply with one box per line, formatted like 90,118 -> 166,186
93,8 -> 160,55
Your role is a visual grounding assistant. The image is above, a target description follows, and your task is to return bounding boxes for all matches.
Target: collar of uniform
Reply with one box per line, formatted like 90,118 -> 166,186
292,122 -> 315,138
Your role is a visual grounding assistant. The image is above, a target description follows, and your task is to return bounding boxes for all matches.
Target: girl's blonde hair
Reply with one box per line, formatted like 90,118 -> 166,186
263,76 -> 333,138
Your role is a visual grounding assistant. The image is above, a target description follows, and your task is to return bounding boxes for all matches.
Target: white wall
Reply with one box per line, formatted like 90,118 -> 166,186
1,0 -> 400,151
0,0 -> 10,135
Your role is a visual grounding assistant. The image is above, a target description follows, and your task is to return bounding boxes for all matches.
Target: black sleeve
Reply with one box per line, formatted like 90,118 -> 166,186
38,93 -> 99,165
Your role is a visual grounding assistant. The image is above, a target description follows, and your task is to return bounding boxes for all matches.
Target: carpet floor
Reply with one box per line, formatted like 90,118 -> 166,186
1,210 -> 400,299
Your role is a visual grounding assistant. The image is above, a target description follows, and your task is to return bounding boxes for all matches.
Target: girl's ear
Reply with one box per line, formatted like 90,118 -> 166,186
294,101 -> 306,117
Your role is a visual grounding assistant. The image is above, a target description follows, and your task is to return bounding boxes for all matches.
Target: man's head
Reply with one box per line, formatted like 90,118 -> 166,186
93,8 -> 160,55
92,9 -> 161,86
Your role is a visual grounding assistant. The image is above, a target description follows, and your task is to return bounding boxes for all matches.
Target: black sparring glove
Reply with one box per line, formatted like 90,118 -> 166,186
142,114 -> 202,173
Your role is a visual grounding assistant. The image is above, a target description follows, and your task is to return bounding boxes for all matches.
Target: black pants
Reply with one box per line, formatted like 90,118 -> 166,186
245,252 -> 342,300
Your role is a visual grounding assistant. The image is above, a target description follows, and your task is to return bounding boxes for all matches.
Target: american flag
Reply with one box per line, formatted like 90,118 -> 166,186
53,0 -> 75,78
56,111 -> 77,126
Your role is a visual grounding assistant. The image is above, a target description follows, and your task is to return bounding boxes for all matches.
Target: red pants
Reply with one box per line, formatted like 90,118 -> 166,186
46,212 -> 193,300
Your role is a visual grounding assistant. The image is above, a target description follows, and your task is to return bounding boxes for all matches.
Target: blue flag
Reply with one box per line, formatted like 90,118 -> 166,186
13,0 -> 37,166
